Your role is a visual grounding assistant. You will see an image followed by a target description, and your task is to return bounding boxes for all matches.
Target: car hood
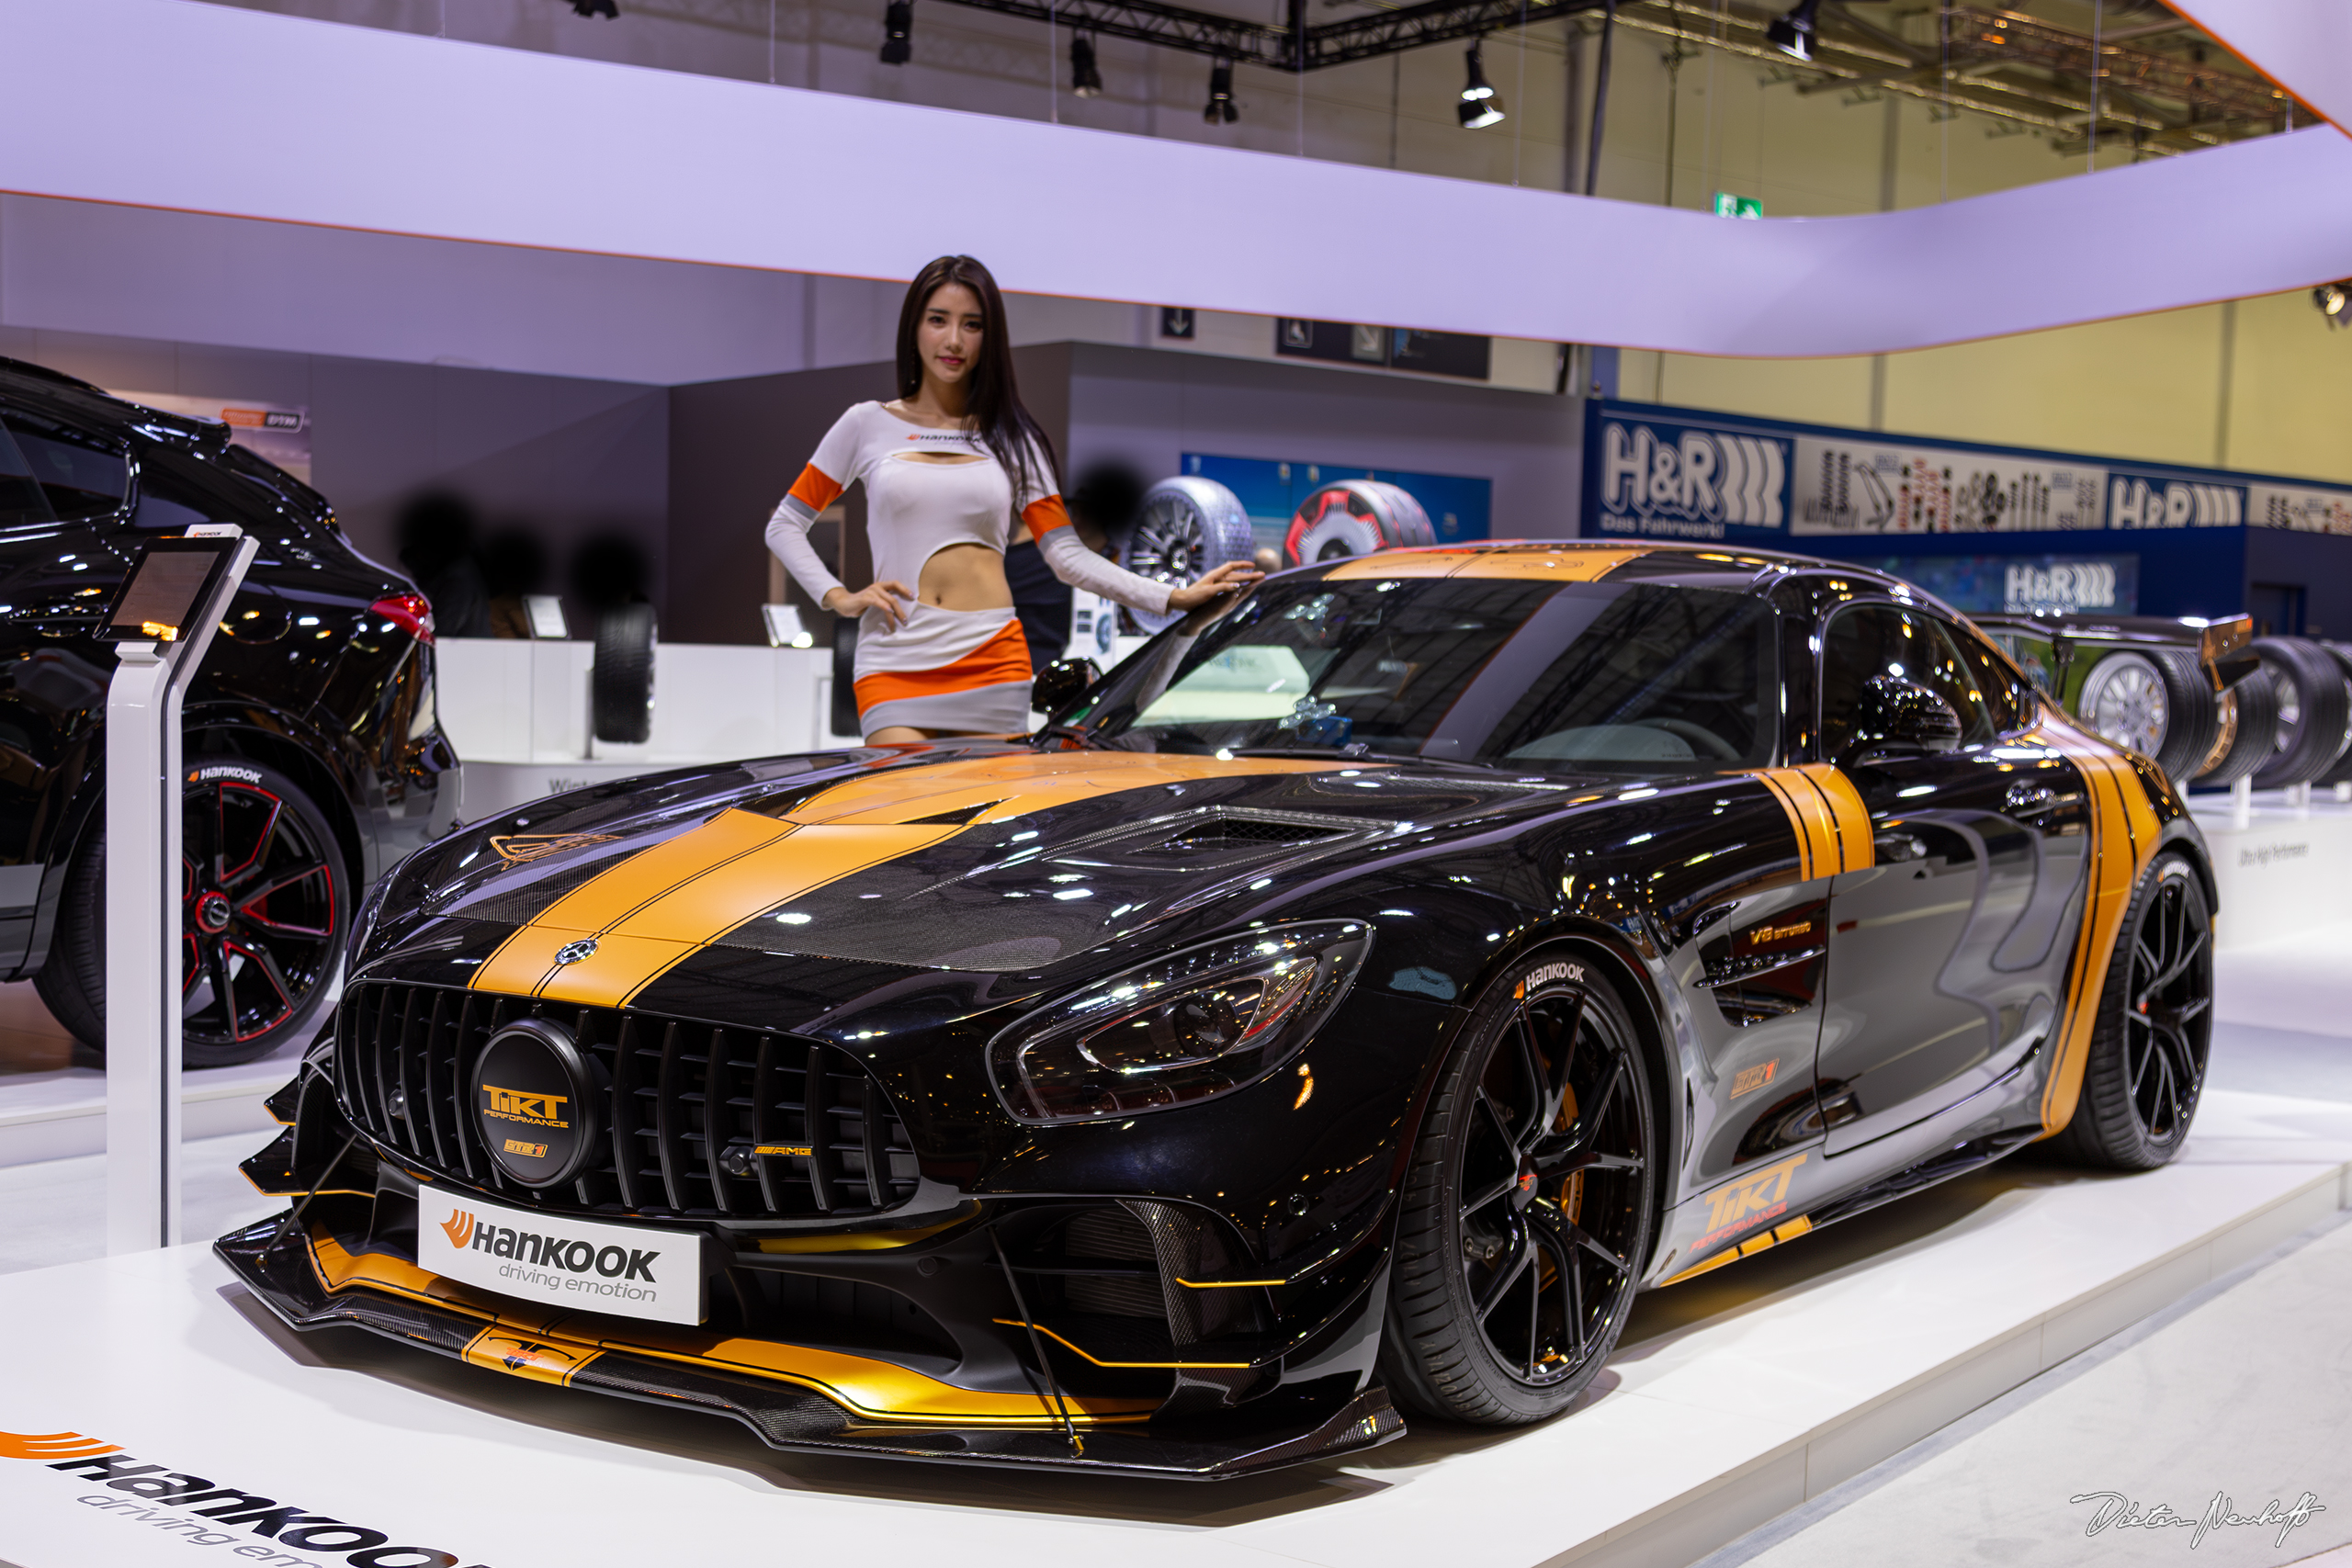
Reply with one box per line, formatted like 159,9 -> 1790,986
368,745 -> 1583,1023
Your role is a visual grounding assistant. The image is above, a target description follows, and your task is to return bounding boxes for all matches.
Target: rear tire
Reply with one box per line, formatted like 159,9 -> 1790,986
1378,952 -> 1656,1426
592,604 -> 658,744
2049,853 -> 2211,1170
37,755 -> 350,1068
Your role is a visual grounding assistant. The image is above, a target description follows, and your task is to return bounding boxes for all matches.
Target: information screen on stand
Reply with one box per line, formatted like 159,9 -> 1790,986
99,536 -> 243,644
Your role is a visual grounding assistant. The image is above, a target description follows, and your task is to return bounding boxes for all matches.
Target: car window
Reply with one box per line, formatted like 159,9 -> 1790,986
3,412 -> 127,521
1820,603 -> 1999,754
0,419 -> 54,529
130,449 -> 240,532
1945,621 -> 2025,733
1085,575 -> 1777,773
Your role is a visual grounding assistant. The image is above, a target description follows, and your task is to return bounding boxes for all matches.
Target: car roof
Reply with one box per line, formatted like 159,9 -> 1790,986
1299,538 -> 1915,596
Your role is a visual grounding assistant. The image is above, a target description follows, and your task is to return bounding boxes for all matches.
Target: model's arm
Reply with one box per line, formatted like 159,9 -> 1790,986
767,407 -> 913,626
1033,513 -> 1172,615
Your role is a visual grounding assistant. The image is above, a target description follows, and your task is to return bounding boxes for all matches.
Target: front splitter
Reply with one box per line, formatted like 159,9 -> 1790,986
214,1215 -> 1403,1480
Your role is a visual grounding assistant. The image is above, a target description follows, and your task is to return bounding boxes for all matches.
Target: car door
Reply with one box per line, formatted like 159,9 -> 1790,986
1812,597 -> 2081,1153
0,406 -> 130,952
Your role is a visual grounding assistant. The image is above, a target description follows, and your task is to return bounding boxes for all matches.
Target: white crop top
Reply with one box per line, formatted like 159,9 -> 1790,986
765,401 -> 1174,627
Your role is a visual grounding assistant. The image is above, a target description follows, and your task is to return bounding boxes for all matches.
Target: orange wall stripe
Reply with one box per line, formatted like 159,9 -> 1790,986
2030,718 -> 2162,1134
786,463 -> 843,514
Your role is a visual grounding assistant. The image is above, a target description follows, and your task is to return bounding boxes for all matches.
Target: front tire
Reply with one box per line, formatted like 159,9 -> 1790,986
37,755 -> 350,1068
1378,953 -> 1657,1426
2050,852 -> 2212,1170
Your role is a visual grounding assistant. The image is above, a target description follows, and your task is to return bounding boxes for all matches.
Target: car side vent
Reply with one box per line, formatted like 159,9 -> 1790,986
1158,817 -> 1346,852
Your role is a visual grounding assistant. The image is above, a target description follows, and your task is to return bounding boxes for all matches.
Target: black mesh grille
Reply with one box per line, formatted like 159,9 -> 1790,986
1158,817 -> 1344,852
334,980 -> 919,1220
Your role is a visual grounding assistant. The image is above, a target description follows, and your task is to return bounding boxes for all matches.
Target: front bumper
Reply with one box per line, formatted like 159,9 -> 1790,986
215,1213 -> 1402,1480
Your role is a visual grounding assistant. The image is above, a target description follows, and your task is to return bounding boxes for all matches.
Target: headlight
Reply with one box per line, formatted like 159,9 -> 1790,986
348,873 -> 392,967
988,920 -> 1372,1125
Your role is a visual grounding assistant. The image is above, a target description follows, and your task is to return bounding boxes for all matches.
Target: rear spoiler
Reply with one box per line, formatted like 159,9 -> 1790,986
1973,611 -> 2257,694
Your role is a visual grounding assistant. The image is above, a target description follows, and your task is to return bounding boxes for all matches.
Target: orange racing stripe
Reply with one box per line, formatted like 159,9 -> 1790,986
2031,717 -> 2162,1135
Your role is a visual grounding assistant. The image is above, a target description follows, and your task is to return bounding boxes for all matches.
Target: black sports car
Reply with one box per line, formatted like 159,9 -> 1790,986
0,358 -> 454,1065
221,541 -> 2213,1478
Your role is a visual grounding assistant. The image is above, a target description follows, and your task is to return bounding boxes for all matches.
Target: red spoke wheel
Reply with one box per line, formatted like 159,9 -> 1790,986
1379,952 -> 1657,1425
37,754 -> 350,1068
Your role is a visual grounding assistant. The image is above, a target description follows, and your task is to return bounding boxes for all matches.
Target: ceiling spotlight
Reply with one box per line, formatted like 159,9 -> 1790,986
1767,0 -> 1821,62
879,0 -> 912,65
1458,41 -> 1505,129
570,0 -> 617,14
2317,283 -> 2351,327
1071,31 -> 1103,98
1204,59 -> 1238,124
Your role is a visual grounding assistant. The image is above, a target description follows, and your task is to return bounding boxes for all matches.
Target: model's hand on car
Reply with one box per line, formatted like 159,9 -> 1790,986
1167,560 -> 1263,612
823,581 -> 916,629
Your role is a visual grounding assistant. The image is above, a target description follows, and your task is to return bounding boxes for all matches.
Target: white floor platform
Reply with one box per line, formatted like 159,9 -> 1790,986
0,1087 -> 2344,1568
0,983 -> 302,1168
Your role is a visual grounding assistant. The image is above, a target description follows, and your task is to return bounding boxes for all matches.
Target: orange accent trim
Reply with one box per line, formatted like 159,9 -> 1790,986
786,463 -> 843,515
461,1325 -> 604,1387
1657,1213 -> 1815,1288
2031,718 -> 2163,1136
306,1231 -> 1157,1426
853,618 -> 1033,714
1319,543 -> 1649,582
1790,763 -> 1874,875
1021,495 -> 1073,536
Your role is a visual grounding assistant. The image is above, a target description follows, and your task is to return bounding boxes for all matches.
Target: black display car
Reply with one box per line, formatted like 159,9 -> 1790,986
222,541 -> 2213,1478
0,358 -> 453,1065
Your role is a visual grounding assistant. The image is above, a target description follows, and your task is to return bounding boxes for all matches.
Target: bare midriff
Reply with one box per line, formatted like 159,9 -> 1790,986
918,540 -> 1014,610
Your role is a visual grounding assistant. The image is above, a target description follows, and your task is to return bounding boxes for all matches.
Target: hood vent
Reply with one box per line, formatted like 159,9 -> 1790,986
1158,816 -> 1347,852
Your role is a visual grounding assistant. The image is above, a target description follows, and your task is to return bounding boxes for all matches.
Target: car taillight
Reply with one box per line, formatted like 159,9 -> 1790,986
370,593 -> 435,644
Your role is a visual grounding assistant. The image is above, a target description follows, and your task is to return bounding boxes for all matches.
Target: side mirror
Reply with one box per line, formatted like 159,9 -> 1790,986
1033,657 -> 1102,716
1839,674 -> 1962,765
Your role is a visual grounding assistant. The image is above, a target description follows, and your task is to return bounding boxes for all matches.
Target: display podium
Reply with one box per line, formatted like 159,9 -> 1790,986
100,526 -> 259,1254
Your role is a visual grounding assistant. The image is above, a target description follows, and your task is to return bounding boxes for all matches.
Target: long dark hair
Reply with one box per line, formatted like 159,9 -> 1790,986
894,255 -> 1059,502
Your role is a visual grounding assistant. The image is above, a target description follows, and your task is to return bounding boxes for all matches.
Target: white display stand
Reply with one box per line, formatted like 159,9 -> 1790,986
102,528 -> 258,1256
2188,790 -> 2352,949
0,1088 -> 2342,1568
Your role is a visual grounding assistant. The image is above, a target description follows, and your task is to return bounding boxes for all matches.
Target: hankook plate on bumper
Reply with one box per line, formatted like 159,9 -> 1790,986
416,1190 -> 706,1325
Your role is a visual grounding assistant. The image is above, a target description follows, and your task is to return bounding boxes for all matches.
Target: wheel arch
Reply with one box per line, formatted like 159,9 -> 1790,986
183,717 -> 369,909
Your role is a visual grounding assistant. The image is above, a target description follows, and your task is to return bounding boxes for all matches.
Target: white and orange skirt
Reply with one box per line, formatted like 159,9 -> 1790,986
852,604 -> 1034,737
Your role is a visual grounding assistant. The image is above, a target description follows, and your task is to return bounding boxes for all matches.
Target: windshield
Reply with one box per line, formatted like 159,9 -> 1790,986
1066,572 -> 1779,773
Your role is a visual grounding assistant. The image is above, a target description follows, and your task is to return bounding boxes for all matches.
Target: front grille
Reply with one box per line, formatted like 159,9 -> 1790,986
335,980 -> 919,1221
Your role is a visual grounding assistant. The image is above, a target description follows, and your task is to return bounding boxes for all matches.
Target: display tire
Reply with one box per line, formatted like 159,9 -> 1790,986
2048,852 -> 2212,1171
1283,479 -> 1437,567
36,754 -> 351,1068
2193,664 -> 2279,788
2073,649 -> 2219,786
592,604 -> 658,745
2250,637 -> 2352,789
2305,641 -> 2352,788
1377,951 -> 1656,1426
1120,478 -> 1255,636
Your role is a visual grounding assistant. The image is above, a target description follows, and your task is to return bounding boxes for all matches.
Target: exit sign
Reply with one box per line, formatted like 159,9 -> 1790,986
1713,192 -> 1762,219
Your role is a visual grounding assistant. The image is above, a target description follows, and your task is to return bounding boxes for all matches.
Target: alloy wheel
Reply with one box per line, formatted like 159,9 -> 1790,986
2125,871 -> 2211,1146
1454,980 -> 1649,1389
182,778 -> 340,1047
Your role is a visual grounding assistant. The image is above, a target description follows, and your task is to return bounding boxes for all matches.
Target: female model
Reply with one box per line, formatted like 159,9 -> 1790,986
766,254 -> 1259,742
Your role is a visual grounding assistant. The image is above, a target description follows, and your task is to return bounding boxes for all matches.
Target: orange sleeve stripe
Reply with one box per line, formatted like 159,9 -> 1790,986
1022,496 -> 1073,536
788,464 -> 844,514
854,620 -> 1035,712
